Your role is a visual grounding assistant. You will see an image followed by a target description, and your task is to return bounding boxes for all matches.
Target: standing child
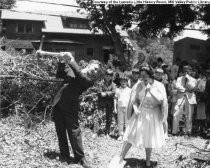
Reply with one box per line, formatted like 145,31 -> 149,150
128,68 -> 140,88
98,69 -> 116,137
114,74 -> 132,140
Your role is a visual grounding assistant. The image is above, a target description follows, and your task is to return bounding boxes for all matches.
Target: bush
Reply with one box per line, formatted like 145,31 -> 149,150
79,63 -> 118,135
0,49 -> 61,126
1,49 -> 118,134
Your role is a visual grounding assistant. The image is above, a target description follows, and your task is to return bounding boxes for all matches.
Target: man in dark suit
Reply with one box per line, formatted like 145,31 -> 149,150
37,51 -> 98,168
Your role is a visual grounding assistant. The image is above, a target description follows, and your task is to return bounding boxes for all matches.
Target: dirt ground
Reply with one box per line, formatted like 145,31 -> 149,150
0,116 -> 209,168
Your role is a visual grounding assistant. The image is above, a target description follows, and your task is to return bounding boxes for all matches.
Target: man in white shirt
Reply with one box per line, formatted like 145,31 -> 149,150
172,65 -> 197,135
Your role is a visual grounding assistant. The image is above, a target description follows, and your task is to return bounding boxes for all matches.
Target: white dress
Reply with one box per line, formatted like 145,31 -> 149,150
123,82 -> 165,148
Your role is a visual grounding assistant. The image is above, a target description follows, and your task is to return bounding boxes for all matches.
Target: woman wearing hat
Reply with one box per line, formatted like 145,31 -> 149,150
109,65 -> 168,168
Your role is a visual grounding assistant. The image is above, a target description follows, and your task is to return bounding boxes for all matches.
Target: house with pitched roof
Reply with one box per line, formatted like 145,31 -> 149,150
1,9 -> 129,63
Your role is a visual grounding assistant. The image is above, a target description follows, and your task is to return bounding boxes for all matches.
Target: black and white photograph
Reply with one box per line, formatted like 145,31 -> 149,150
0,0 -> 210,167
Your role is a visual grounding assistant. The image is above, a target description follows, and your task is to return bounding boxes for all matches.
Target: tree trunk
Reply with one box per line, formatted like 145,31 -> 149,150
112,34 -> 126,65
100,6 -> 126,66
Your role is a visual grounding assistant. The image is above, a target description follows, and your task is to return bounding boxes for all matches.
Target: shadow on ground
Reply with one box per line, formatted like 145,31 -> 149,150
124,158 -> 157,168
44,150 -> 75,164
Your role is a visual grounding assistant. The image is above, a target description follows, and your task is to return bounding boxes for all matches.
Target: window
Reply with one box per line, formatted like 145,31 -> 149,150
206,46 -> 210,52
26,49 -> 33,54
79,24 -> 84,29
79,24 -> 87,29
16,23 -> 33,33
190,44 -> 200,50
60,49 -> 67,52
83,24 -> 87,29
55,49 -> 61,52
73,24 -> 77,28
68,22 -> 87,29
17,24 -> 24,33
25,24 -> 33,33
87,48 -> 94,56
69,23 -> 78,28
69,23 -> 74,28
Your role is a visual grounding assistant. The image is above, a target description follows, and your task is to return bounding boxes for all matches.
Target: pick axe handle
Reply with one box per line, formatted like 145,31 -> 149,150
39,35 -> 45,50
38,51 -> 61,57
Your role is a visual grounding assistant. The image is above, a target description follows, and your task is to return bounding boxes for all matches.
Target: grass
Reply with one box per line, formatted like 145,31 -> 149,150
0,115 -> 209,168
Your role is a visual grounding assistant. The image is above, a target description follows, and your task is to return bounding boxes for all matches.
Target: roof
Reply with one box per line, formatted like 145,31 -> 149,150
5,39 -> 34,49
1,9 -> 128,36
1,10 -> 46,21
32,39 -> 85,44
42,28 -> 103,35
175,37 -> 206,44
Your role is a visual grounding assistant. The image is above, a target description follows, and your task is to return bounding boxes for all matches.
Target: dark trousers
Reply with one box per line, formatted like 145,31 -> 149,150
206,102 -> 210,122
99,101 -> 114,135
53,105 -> 84,162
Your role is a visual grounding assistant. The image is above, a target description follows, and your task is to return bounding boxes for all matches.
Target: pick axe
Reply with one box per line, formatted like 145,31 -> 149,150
37,35 -> 45,66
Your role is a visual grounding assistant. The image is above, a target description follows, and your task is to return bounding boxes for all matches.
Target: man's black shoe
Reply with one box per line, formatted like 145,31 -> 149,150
59,155 -> 75,164
78,159 -> 92,168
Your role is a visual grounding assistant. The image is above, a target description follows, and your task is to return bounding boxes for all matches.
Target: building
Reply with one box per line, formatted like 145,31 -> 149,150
0,10 -> 128,63
174,37 -> 210,66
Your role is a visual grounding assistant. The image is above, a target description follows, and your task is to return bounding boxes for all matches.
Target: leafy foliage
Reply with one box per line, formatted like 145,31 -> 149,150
77,1 -> 139,64
0,0 -> 16,9
1,48 -> 117,134
0,48 -> 62,124
76,3 -> 210,65
128,29 -> 174,67
136,5 -> 197,38
79,61 -> 118,135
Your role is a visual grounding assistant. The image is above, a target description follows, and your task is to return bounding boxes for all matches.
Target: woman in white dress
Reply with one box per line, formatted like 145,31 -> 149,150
111,66 -> 168,168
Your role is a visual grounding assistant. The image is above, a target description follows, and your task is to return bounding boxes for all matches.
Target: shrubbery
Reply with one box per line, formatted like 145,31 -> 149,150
1,49 -> 117,134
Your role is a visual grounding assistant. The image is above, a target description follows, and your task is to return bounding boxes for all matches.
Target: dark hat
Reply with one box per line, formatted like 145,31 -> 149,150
105,69 -> 114,76
132,68 -> 139,73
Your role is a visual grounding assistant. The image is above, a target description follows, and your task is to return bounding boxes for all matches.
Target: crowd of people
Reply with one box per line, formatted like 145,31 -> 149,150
36,50 -> 210,168
98,56 -> 210,138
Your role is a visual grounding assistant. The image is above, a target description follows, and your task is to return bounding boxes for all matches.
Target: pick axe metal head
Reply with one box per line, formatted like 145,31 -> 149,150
39,35 -> 45,50
36,35 -> 45,64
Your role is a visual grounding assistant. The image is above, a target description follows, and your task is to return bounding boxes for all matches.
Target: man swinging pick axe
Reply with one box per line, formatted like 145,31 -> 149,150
36,50 -> 101,168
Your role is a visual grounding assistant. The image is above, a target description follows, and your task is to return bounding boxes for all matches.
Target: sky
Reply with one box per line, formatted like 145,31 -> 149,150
14,0 -> 209,41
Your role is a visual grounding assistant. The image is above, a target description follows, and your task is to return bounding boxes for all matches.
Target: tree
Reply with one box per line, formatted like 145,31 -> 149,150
76,3 -> 210,65
0,0 -> 16,37
199,5 -> 210,35
0,0 -> 16,9
136,5 -> 198,38
76,1 -> 139,64
128,29 -> 174,67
